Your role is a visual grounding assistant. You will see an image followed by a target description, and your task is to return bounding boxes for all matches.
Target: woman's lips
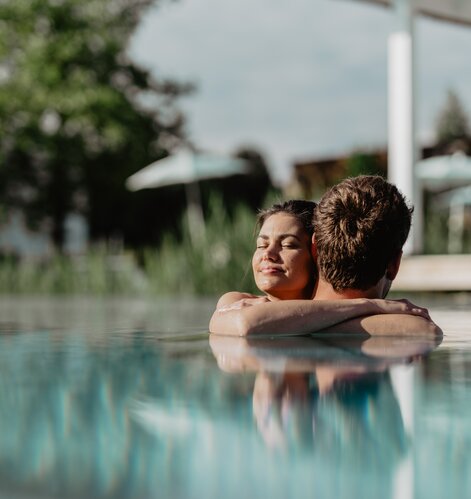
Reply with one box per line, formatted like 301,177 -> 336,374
259,266 -> 284,275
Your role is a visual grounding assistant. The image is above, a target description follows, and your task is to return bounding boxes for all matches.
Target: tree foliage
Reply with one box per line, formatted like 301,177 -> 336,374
345,151 -> 385,179
435,89 -> 471,153
0,0 -> 191,249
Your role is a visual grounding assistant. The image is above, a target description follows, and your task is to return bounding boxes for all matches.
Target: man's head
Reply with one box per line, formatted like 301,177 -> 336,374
313,175 -> 413,294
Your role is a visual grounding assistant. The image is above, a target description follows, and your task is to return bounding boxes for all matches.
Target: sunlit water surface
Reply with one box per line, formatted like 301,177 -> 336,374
0,295 -> 469,499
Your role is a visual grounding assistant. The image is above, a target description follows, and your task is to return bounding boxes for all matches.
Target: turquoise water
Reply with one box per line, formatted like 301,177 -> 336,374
0,297 -> 469,498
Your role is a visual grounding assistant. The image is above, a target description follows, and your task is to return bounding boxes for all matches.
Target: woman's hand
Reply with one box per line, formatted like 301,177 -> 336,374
370,298 -> 431,320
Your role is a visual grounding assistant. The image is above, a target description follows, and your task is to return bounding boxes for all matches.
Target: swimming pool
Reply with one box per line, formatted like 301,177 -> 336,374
0,296 -> 469,498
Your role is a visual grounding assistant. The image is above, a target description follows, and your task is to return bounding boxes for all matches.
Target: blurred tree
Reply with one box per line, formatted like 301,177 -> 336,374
345,151 -> 386,178
0,0 -> 192,250
435,89 -> 471,154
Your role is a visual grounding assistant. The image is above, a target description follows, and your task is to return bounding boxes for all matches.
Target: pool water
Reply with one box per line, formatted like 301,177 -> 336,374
0,296 -> 469,499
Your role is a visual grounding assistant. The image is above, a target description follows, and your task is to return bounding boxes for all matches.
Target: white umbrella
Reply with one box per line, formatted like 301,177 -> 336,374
415,152 -> 471,191
126,150 -> 249,190
126,150 -> 250,244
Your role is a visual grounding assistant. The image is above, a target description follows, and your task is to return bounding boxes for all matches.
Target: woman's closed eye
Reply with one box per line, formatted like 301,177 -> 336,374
256,235 -> 302,249
281,239 -> 300,249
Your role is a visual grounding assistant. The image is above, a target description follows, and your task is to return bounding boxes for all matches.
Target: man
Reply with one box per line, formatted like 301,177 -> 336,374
312,174 -> 411,300
209,175 -> 441,336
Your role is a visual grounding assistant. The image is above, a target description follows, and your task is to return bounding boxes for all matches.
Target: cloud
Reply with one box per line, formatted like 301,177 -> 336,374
130,0 -> 471,184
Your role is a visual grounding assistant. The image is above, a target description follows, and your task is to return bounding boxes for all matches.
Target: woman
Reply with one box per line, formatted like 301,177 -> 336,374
215,200 -> 317,309
209,200 -> 430,336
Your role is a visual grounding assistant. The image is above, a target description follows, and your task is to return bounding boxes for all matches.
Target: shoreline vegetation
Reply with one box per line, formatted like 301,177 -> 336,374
0,198 -> 261,296
0,195 -> 469,296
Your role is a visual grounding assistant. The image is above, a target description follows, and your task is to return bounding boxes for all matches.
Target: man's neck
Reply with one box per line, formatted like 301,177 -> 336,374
313,278 -> 383,300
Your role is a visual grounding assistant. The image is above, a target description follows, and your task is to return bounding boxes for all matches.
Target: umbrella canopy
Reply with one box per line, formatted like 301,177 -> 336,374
354,0 -> 471,27
126,150 -> 251,245
415,152 -> 471,191
126,150 -> 250,191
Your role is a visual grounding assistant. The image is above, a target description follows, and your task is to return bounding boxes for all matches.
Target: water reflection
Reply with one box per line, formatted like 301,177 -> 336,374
210,335 -> 439,453
0,330 -> 221,498
0,324 -> 451,499
210,335 -> 441,499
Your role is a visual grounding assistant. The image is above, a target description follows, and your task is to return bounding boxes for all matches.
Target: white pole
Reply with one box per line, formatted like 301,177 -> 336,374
184,181 -> 206,247
390,364 -> 415,499
388,0 -> 422,254
448,202 -> 465,253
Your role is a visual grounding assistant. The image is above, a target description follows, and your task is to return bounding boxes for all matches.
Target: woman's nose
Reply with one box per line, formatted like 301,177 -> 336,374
262,243 -> 279,260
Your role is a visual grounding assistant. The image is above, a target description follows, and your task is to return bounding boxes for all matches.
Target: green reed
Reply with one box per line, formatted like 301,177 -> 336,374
0,247 -> 145,295
0,192 -> 467,295
141,196 -> 259,296
0,196 -> 266,296
424,200 -> 471,254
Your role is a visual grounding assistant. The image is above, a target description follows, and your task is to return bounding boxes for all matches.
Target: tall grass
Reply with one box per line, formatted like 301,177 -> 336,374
0,196 -> 267,296
141,196 -> 259,296
4,191 -> 462,296
0,247 -> 148,295
424,195 -> 471,254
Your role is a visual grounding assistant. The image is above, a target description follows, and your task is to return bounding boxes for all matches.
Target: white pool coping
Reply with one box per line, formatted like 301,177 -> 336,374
392,255 -> 471,292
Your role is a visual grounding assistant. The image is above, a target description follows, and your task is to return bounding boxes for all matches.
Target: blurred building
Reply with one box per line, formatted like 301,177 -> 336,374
284,145 -> 437,200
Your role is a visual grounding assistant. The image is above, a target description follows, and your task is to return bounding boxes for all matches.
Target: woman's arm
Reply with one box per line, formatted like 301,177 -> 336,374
209,298 -> 431,337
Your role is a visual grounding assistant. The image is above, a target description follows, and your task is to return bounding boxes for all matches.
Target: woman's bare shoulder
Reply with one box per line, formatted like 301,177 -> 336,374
216,291 -> 261,309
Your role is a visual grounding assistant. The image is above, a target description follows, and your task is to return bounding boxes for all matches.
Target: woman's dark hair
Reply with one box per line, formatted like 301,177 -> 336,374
256,200 -> 317,237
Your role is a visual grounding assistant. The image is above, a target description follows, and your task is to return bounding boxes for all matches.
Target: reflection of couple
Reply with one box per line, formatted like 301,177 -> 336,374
210,334 -> 440,451
210,175 -> 442,337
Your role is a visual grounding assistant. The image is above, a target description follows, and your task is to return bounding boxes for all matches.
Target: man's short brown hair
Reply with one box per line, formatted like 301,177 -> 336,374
313,175 -> 413,291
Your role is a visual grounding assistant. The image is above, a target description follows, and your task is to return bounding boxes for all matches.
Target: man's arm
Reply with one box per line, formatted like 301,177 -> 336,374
209,298 -> 431,337
317,314 -> 443,337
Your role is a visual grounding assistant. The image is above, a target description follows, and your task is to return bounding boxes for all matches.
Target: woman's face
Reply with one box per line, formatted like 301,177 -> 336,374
252,213 -> 314,300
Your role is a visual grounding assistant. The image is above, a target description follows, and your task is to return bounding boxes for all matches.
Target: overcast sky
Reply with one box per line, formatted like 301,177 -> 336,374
129,0 -> 471,185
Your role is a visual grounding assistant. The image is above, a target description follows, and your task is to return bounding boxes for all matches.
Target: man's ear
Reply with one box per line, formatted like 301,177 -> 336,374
386,251 -> 402,280
311,234 -> 318,261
